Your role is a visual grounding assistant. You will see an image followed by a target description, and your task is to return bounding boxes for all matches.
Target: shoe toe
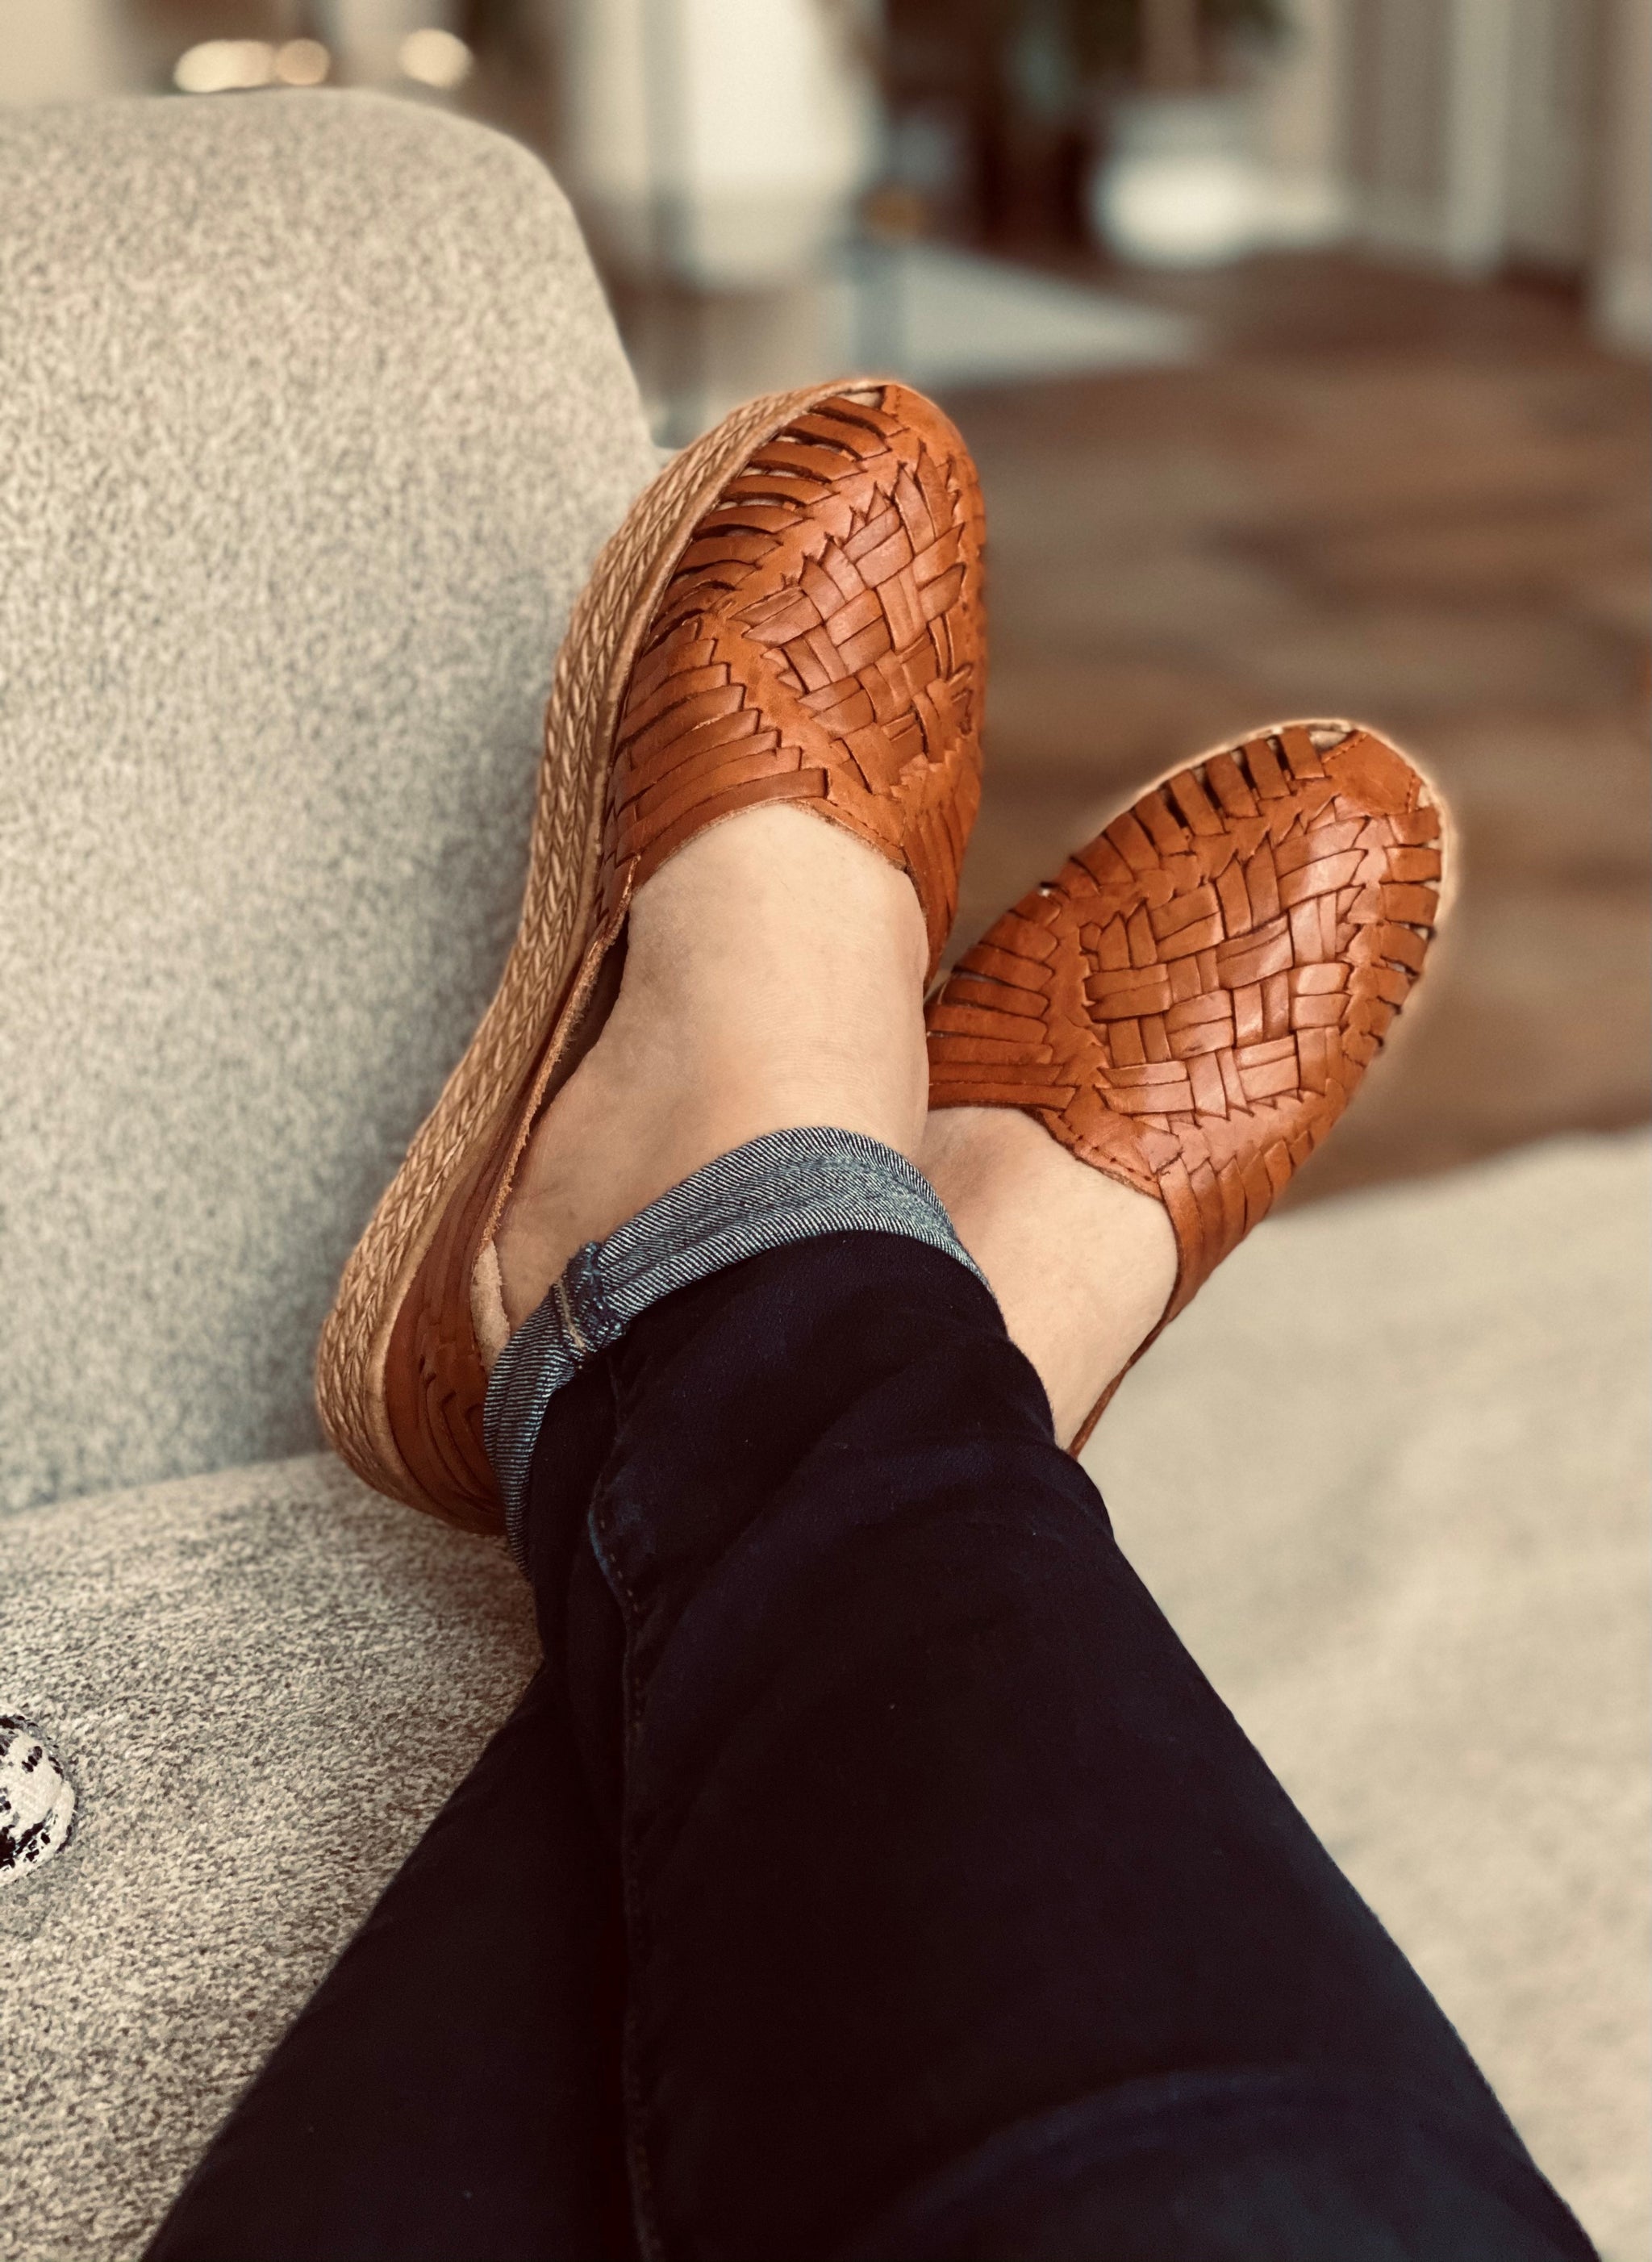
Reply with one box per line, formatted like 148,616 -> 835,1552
928,720 -> 1452,1325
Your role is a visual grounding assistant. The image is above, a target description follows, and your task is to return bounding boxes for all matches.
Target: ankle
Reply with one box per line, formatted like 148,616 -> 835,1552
922,1108 -> 1179,1445
615,811 -> 931,1160
494,808 -> 931,1329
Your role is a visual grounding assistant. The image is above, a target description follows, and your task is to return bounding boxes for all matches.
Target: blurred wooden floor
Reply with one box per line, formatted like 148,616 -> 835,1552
937,256 -> 1650,1203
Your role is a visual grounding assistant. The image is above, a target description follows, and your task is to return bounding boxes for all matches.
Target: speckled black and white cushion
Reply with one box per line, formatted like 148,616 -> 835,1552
0,1718 -> 75,1883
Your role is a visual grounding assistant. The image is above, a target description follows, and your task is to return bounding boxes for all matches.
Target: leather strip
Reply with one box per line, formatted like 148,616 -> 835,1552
597,387 -> 987,978
927,723 -> 1449,1392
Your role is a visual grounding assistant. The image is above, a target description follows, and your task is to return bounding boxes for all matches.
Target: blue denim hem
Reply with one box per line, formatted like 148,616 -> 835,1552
483,1126 -> 986,1566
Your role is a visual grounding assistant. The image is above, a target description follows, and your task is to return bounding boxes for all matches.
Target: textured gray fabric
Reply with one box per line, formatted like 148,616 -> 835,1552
0,1135 -> 1642,2261
486,1125 -> 989,1560
0,1451 -> 537,2262
0,91 -> 658,1515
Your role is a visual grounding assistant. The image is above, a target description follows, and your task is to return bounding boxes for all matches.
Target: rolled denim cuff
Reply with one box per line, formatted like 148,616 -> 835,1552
484,1125 -> 986,1565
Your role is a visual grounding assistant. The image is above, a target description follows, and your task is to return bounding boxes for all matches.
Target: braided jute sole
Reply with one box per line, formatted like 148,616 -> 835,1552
314,379 -> 882,1529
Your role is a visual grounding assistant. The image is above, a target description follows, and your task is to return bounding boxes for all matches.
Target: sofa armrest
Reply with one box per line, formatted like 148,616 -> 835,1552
0,1449 -> 536,2258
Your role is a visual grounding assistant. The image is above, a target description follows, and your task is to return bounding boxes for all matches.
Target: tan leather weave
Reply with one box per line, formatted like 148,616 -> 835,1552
928,723 -> 1446,1331
597,386 -> 986,977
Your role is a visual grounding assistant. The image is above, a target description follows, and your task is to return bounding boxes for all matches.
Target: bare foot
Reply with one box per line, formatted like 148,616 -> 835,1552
920,1108 -> 1179,1447
494,806 -> 929,1329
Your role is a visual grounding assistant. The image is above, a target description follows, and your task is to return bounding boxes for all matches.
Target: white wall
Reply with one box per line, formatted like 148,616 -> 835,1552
1333,0 -> 1650,348
0,0 -> 140,103
1251,0 -> 1353,243
555,0 -> 874,287
1593,0 -> 1652,347
1343,0 -> 1452,257
1503,0 -> 1598,267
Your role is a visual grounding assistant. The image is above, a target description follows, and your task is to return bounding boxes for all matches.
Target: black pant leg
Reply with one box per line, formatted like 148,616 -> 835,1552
144,1651 -> 632,2260
544,1232 -> 1592,2262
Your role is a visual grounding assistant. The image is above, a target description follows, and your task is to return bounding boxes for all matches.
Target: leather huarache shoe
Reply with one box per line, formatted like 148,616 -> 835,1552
316,381 -> 987,1530
926,720 -> 1455,1450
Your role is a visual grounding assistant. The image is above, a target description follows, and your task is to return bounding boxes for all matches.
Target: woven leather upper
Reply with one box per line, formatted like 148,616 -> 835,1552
598,386 -> 986,977
928,724 -> 1446,1328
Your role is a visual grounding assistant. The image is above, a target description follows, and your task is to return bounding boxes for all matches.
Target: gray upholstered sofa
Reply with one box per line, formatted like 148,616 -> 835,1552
0,90 -> 657,2259
2,88 -> 1644,2262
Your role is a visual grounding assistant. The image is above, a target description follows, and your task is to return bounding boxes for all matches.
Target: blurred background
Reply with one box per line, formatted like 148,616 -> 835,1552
2,0 -> 1646,1200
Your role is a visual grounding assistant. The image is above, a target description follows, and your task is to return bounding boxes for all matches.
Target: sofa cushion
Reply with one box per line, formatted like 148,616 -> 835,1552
0,90 -> 658,1513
